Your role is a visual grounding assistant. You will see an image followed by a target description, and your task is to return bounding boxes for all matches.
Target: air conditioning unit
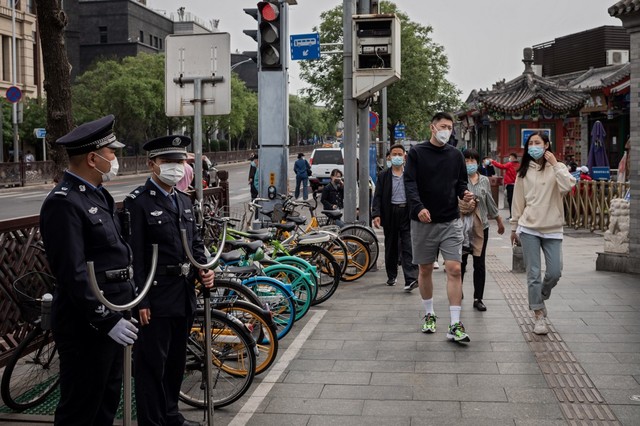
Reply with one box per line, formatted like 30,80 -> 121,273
606,49 -> 629,65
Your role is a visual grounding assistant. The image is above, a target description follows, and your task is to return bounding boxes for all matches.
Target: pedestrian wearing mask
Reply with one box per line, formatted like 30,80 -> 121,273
321,169 -> 345,227
293,152 -> 311,200
248,154 -> 259,200
459,149 -> 505,312
404,112 -> 475,342
372,143 -> 418,292
40,115 -> 138,425
479,156 -> 495,177
510,132 -> 575,335
125,135 -> 214,426
491,153 -> 519,218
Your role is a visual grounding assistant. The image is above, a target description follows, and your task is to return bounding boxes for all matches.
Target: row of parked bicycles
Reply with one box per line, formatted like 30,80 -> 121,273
0,194 -> 379,416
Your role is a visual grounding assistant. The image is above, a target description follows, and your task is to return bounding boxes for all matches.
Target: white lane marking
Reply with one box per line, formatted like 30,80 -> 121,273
228,309 -> 327,426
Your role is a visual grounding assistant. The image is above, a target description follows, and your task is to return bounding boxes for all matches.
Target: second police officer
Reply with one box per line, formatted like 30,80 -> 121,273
124,135 -> 214,426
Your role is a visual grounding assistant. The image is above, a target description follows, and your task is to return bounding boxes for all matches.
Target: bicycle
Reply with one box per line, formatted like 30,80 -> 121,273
1,270 -> 58,411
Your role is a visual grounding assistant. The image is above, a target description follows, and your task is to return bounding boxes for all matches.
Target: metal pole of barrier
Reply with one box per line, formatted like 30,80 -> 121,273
87,245 -> 158,426
180,220 -> 228,425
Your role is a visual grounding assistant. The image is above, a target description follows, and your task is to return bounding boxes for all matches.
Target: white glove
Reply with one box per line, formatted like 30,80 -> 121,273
108,317 -> 139,346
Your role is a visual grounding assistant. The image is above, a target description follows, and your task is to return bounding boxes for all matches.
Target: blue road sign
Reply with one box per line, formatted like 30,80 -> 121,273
394,124 -> 406,139
290,33 -> 320,60
6,86 -> 21,103
34,128 -> 46,139
369,111 -> 379,131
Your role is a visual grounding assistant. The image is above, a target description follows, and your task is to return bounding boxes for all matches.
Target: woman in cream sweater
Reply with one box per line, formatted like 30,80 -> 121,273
510,132 -> 576,335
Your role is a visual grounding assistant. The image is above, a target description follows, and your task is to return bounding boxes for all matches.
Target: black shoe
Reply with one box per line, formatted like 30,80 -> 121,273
386,278 -> 396,286
473,300 -> 487,311
462,246 -> 472,255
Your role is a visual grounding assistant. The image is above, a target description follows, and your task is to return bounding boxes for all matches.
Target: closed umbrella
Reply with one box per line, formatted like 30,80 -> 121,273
587,120 -> 609,170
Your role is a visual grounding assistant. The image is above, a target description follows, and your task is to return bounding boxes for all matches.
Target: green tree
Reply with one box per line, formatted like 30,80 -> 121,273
290,95 -> 335,146
299,1 -> 461,141
73,53 -> 182,154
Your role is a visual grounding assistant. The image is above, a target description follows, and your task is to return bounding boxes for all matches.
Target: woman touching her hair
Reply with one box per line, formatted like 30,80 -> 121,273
510,132 -> 576,335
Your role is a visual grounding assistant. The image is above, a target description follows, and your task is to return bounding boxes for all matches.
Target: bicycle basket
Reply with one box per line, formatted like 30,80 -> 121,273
12,271 -> 56,324
272,203 -> 285,223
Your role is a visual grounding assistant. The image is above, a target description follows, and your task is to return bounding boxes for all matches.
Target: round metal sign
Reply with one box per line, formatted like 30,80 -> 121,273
6,86 -> 22,103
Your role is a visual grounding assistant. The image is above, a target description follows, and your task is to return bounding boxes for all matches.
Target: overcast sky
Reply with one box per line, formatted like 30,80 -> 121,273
150,0 -> 621,99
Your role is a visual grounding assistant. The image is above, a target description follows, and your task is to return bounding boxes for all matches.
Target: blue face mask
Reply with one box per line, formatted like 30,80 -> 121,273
391,156 -> 404,167
386,160 -> 392,168
466,164 -> 478,175
528,146 -> 545,160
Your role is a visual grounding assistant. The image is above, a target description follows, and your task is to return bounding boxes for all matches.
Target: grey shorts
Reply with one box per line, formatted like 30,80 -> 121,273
410,218 -> 463,265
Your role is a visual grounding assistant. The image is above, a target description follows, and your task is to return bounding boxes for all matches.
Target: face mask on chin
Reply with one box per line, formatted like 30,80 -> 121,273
93,153 -> 119,182
155,162 -> 186,187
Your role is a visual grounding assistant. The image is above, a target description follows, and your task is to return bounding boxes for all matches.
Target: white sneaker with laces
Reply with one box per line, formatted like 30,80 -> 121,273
533,311 -> 548,335
433,261 -> 440,270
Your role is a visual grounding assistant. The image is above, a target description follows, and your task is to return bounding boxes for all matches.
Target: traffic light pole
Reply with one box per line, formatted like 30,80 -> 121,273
357,0 -> 372,225
343,0 -> 357,223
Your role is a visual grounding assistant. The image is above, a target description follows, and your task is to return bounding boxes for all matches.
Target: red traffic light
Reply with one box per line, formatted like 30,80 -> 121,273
258,2 -> 279,22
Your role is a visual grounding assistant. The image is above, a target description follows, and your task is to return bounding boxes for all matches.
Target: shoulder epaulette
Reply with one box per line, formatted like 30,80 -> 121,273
52,181 -> 72,197
127,185 -> 147,199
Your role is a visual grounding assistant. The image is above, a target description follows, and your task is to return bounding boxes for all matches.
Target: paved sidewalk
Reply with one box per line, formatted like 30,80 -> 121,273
2,209 -> 639,425
214,215 -> 640,425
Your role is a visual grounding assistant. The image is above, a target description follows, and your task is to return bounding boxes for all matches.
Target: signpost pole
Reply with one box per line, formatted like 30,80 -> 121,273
11,1 -> 18,164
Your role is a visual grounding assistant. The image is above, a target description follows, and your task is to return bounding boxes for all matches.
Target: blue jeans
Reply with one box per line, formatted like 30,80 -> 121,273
295,176 -> 309,200
519,232 -> 563,311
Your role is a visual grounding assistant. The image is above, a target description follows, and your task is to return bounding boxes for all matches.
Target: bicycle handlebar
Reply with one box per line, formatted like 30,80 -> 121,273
180,219 -> 228,269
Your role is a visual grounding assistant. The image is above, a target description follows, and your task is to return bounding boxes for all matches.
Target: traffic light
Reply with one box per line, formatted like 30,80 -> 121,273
258,1 -> 283,70
243,8 -> 259,67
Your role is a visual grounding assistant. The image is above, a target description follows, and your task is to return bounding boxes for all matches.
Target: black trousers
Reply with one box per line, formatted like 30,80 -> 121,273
461,227 -> 489,300
506,184 -> 514,216
383,205 -> 417,284
134,316 -> 192,426
54,332 -> 123,426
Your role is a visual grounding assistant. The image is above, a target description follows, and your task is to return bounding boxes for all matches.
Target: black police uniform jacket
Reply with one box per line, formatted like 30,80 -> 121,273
40,172 -> 134,337
124,179 -> 206,317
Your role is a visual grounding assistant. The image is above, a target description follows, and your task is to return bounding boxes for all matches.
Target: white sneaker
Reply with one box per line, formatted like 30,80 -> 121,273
433,261 -> 440,270
533,311 -> 548,335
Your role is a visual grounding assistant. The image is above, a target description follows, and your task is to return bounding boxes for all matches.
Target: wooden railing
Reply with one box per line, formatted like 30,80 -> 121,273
563,180 -> 630,232
0,185 -> 227,367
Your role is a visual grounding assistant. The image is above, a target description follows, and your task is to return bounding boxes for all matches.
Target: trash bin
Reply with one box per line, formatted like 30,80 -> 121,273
489,176 -> 503,207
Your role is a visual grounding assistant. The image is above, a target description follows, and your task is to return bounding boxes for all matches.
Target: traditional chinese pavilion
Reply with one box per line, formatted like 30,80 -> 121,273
459,48 -> 589,162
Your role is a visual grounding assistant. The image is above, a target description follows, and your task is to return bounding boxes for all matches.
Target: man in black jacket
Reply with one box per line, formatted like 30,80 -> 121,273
405,112 -> 474,343
372,143 -> 417,292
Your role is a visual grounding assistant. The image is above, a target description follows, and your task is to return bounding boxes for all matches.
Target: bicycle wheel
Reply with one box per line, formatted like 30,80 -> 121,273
242,276 -> 296,340
262,264 -> 313,322
1,327 -> 59,411
216,300 -> 278,375
179,309 -> 256,409
289,245 -> 340,306
323,237 -> 349,276
208,278 -> 263,308
340,224 -> 379,271
340,235 -> 371,282
272,255 -> 319,301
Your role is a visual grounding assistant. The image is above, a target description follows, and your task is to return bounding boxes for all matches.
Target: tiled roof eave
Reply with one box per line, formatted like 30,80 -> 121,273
609,0 -> 640,17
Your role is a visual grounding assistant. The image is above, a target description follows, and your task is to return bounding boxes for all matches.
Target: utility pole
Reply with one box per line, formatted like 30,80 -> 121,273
357,0 -> 372,224
342,0 -> 357,222
12,0 -> 19,163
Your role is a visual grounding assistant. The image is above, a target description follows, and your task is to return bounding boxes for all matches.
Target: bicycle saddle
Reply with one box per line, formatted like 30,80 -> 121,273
226,239 -> 264,254
321,210 -> 343,219
288,216 -> 307,225
246,233 -> 272,242
219,250 -> 244,263
298,231 -> 332,244
273,222 -> 296,232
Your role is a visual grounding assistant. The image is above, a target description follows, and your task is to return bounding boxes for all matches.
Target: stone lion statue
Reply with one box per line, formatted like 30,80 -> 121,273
604,198 -> 630,254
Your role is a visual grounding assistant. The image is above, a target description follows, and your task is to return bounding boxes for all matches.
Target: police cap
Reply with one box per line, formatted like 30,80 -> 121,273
56,115 -> 124,156
143,135 -> 191,160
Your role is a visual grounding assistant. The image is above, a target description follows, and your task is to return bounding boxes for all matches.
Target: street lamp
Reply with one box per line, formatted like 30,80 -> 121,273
231,58 -> 254,71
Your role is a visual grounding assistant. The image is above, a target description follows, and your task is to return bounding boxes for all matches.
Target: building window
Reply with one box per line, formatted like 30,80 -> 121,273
139,30 -> 144,43
154,36 -> 159,48
149,34 -> 153,45
99,26 -> 108,44
159,38 -> 163,50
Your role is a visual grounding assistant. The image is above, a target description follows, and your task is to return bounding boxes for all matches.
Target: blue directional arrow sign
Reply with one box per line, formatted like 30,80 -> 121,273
290,33 -> 320,61
394,124 -> 406,139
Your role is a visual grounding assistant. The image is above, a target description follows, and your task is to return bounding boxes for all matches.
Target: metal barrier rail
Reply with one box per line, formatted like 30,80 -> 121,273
563,180 -> 630,232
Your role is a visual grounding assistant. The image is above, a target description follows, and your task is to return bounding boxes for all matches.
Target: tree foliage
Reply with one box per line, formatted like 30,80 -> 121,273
299,1 -> 462,140
289,96 -> 335,145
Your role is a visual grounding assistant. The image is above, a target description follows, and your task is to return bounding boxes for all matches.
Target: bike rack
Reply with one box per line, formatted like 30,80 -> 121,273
180,220 -> 228,426
86,244 -> 158,426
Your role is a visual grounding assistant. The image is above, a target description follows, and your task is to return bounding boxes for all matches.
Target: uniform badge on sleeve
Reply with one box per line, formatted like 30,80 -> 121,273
151,210 -> 163,217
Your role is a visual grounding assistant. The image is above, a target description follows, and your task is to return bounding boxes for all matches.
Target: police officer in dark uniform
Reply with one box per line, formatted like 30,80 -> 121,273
40,115 -> 138,426
125,135 -> 214,426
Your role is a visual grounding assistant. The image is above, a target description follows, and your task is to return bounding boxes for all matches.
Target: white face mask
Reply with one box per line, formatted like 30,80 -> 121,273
155,162 -> 185,187
434,129 -> 451,146
94,153 -> 119,182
